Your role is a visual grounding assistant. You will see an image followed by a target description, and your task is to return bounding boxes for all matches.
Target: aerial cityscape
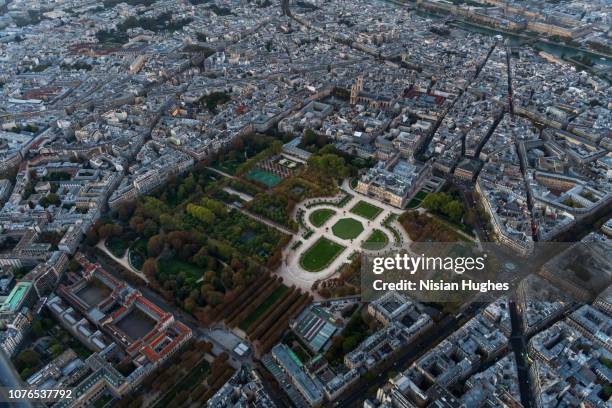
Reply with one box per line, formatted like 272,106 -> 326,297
0,0 -> 610,407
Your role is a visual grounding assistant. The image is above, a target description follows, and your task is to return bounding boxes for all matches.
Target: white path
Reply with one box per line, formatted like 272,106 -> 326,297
223,186 -> 254,202
275,179 -> 412,292
96,240 -> 149,283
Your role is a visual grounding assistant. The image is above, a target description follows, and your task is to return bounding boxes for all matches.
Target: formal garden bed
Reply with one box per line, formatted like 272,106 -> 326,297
362,229 -> 389,250
300,238 -> 346,272
304,191 -> 353,209
331,218 -> 364,240
246,177 -> 335,231
309,208 -> 336,227
128,249 -> 146,271
350,200 -> 383,220
382,213 -> 402,245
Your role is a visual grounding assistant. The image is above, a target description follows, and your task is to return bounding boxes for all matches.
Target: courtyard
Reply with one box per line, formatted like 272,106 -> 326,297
76,278 -> 112,307
115,308 -> 157,342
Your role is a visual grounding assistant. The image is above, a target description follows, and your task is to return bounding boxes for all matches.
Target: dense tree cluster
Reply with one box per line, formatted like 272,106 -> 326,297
399,211 -> 464,242
235,140 -> 282,176
317,256 -> 361,298
325,307 -> 376,364
209,4 -> 234,16
300,128 -> 329,152
215,274 -> 312,353
186,203 -> 215,226
103,0 -> 156,8
300,134 -> 374,178
8,124 -> 39,133
115,340 -> 217,407
95,29 -> 129,45
60,61 -> 93,71
196,91 -> 231,112
307,152 -> 349,180
38,192 -> 61,208
91,163 -> 287,316
246,176 -> 335,230
118,12 -> 192,34
421,192 -> 465,224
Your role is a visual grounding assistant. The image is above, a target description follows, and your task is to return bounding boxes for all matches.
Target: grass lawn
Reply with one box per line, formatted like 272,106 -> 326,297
309,209 -> 336,227
362,229 -> 389,250
158,259 -> 202,285
105,236 -> 129,258
332,218 -> 364,240
350,200 -> 383,220
300,238 -> 346,272
239,284 -> 289,331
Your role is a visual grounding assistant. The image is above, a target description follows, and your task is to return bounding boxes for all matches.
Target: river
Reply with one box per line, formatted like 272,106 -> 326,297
449,19 -> 612,69
394,3 -> 612,71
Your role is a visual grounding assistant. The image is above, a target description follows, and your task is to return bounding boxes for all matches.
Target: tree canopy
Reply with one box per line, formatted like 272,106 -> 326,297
421,192 -> 465,223
307,153 -> 349,180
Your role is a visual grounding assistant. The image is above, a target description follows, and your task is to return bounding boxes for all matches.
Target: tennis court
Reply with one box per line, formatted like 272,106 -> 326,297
246,169 -> 282,187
